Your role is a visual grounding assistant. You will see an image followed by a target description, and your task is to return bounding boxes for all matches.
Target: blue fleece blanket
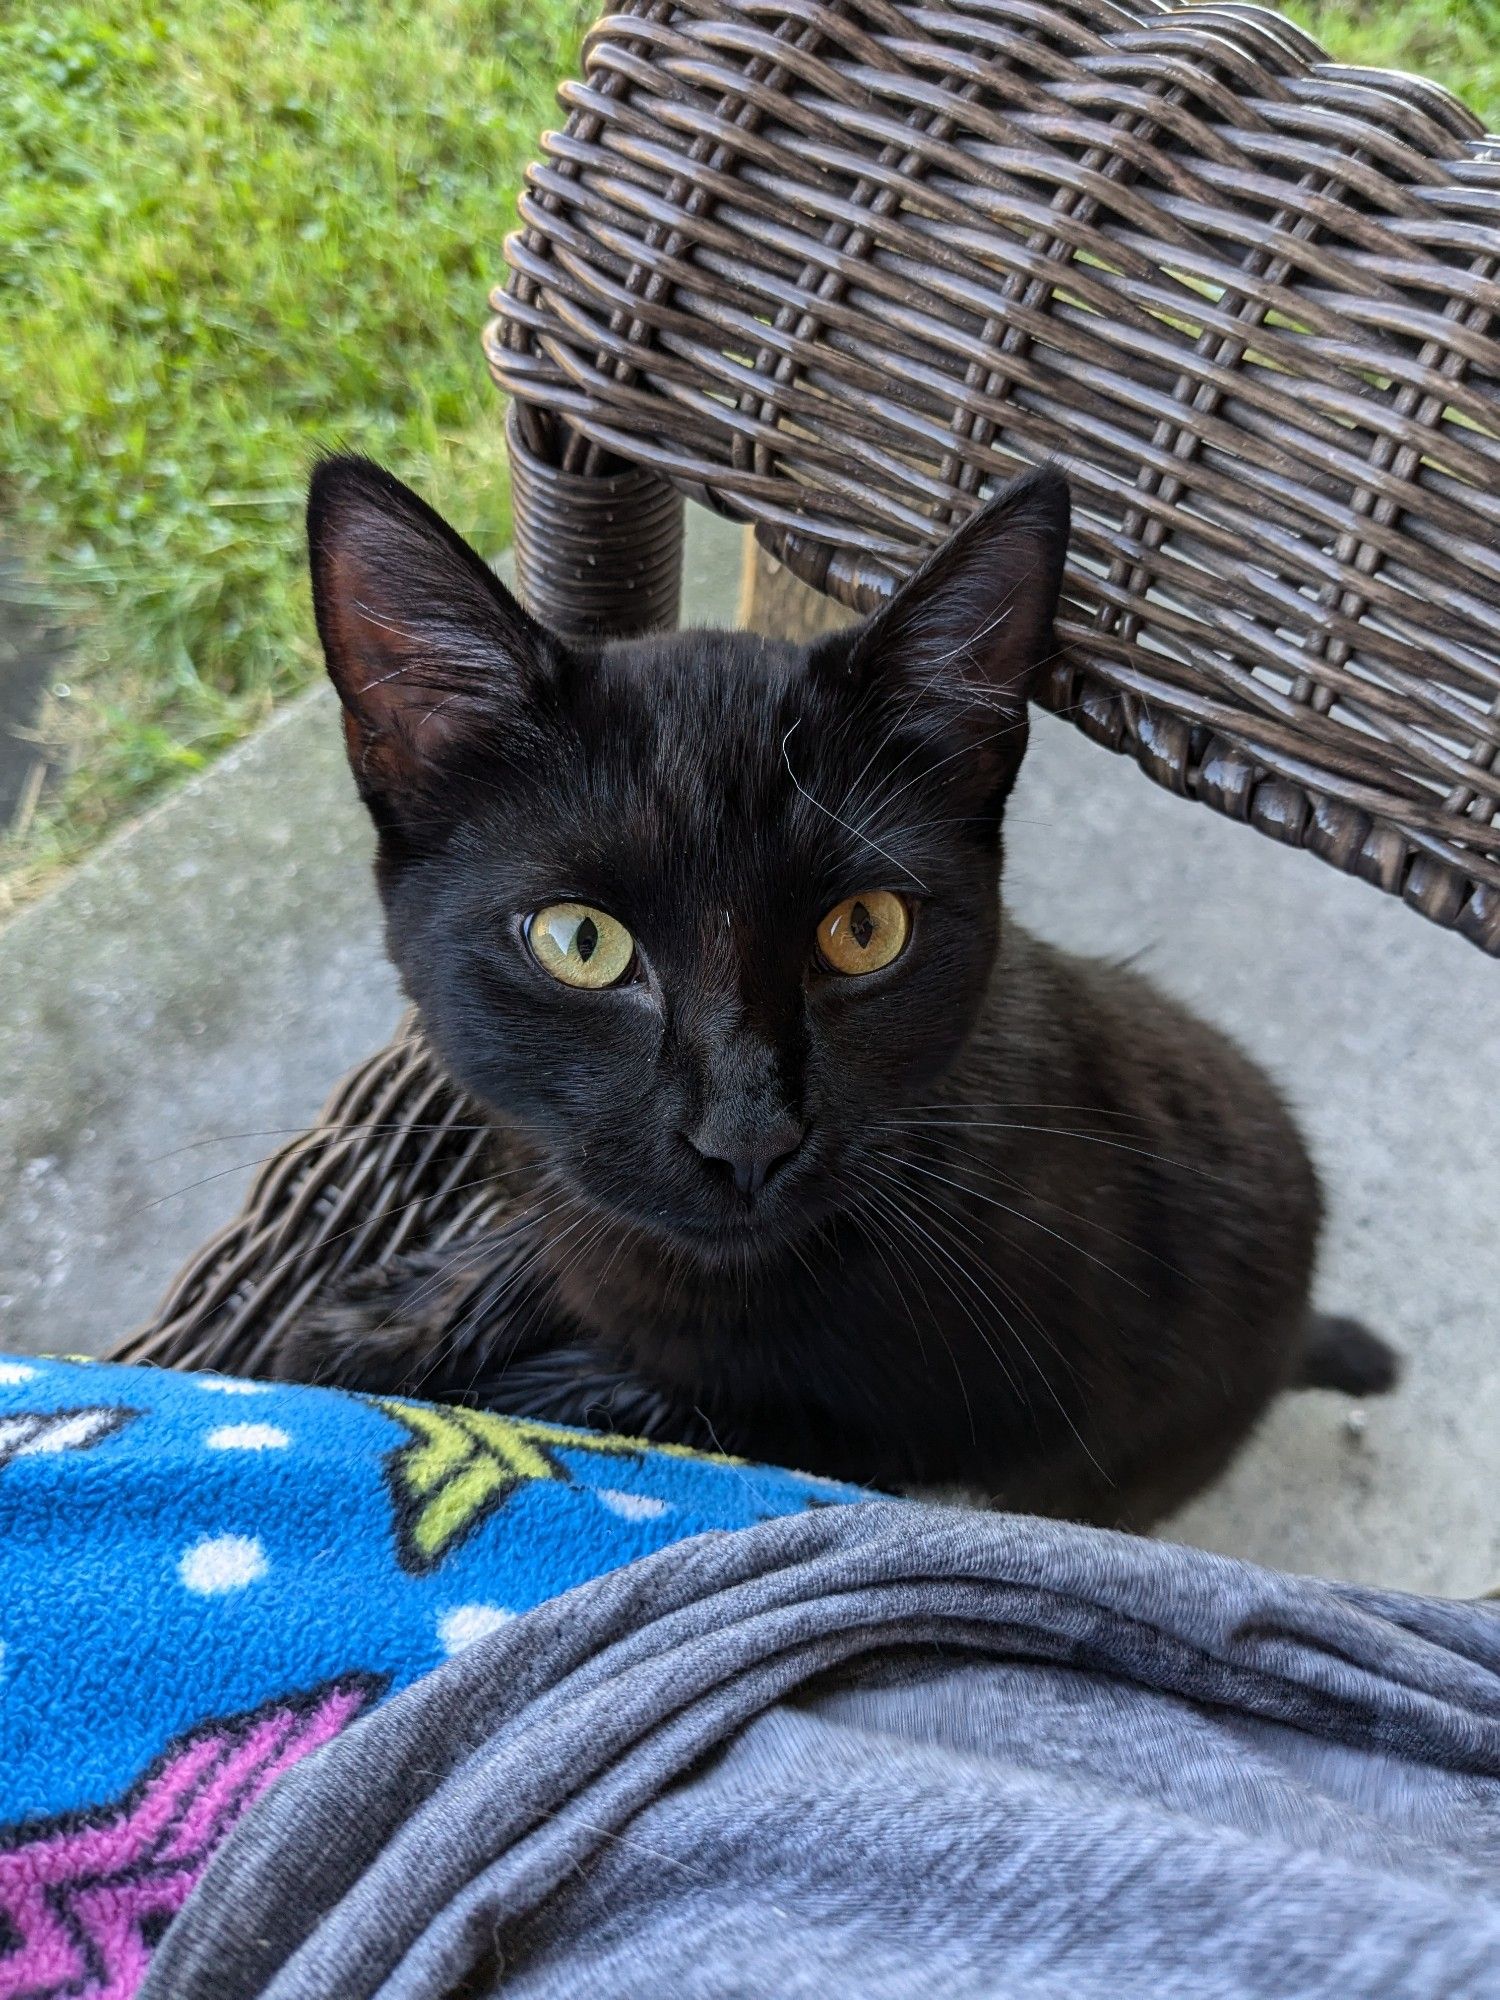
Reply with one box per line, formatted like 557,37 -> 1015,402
0,1353 -> 860,2000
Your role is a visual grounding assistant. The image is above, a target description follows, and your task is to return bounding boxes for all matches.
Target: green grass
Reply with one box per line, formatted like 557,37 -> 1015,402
1284,0 -> 1499,126
0,0 -> 1493,906
0,0 -> 589,905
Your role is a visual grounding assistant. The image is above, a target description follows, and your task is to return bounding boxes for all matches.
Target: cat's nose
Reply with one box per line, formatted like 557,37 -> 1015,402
685,1117 -> 807,1199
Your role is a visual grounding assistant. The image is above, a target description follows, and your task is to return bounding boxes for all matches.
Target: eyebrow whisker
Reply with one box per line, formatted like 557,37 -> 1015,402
782,721 -> 928,893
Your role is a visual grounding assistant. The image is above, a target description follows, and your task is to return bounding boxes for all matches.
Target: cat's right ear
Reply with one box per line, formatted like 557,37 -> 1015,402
307,456 -> 552,815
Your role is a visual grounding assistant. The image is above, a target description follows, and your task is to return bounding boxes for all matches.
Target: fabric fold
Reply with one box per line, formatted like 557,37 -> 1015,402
144,1499 -> 1500,2000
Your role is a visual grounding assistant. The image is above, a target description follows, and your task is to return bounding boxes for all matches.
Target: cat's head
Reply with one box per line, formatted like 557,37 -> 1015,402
307,458 -> 1069,1263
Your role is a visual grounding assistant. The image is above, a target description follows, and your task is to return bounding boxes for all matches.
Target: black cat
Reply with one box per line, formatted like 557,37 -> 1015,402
274,456 -> 1394,1526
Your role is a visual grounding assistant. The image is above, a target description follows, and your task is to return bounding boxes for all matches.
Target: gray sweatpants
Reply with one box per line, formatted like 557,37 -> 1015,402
145,1499 -> 1500,1999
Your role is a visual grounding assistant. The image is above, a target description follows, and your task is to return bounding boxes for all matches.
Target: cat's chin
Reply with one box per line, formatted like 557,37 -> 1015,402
580,1191 -> 830,1272
660,1211 -> 802,1267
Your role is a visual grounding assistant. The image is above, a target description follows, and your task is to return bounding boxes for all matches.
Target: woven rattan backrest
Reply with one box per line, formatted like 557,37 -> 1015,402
114,0 -> 1500,1373
490,0 -> 1500,950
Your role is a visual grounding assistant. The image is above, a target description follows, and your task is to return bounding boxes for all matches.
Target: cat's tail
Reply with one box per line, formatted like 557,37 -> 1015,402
1298,1313 -> 1400,1397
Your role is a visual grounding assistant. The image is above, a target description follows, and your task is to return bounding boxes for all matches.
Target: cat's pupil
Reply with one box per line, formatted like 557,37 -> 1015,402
575,916 -> 599,962
849,901 -> 875,950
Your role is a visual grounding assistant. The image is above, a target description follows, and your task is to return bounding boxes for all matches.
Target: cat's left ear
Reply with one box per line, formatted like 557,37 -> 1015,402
307,456 -> 554,815
817,465 -> 1070,783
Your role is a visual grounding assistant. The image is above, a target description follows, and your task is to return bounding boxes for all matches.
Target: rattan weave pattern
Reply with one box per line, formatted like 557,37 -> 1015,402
120,1021 -> 500,1373
488,0 -> 1500,950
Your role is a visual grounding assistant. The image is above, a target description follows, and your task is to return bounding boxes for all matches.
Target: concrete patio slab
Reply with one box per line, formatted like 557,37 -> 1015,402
1,509 -> 1495,1595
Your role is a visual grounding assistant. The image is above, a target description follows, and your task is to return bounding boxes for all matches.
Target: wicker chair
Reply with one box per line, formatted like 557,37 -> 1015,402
119,0 -> 1499,1372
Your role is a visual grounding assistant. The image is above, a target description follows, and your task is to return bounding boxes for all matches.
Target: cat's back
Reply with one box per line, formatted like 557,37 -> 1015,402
967,916 -> 1321,1297
988,919 -> 1310,1161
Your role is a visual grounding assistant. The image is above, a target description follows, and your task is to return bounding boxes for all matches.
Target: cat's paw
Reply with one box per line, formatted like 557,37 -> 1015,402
269,1245 -> 495,1397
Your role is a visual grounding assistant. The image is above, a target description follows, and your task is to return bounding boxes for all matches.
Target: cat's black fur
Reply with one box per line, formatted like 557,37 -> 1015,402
274,455 -> 1395,1527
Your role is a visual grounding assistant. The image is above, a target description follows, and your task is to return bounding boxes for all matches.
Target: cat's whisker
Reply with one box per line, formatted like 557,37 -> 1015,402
836,722 -> 950,840
890,1151 -> 1147,1302
470,1204 -> 615,1399
860,1168 -> 1088,1474
210,1167 -> 546,1375
872,1148 -> 1150,1298
872,1139 -> 1122,1320
862,1154 -> 1109,1480
886,1129 -> 1241,1322
141,1148 -> 536,1216
867,1147 -> 1088,1371
879,1100 -> 1156,1123
831,679 -> 939,823
783,1230 -> 831,1300
867,1150 -> 1057,1342
782,720 -> 929,892
874,1159 -> 1065,1390
872,812 -> 1053,841
412,1186 -> 586,1399
852,711 -> 1032,834
577,1213 -> 635,1324
842,1194 -> 930,1372
463,1227 -> 585,1377
875,1117 -> 1225,1183
540,1208 -> 617,1312
856,1160 -> 1028,1406
850,1180 -> 976,1446
145,1122 -> 495,1166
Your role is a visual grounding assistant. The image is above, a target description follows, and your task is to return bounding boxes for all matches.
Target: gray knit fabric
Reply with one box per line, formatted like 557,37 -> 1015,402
144,1499 -> 1500,2000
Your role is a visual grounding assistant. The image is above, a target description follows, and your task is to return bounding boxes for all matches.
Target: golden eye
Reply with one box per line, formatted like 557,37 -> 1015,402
816,890 -> 910,977
527,903 -> 636,989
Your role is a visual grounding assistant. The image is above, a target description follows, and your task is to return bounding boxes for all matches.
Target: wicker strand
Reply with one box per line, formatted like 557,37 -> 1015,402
485,0 -> 1500,950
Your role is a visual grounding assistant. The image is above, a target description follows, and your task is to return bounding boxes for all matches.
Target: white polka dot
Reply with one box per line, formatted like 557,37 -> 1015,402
0,1363 -> 37,1386
595,1488 -> 669,1522
205,1423 -> 289,1452
438,1604 -> 515,1655
194,1376 -> 270,1396
179,1534 -> 267,1594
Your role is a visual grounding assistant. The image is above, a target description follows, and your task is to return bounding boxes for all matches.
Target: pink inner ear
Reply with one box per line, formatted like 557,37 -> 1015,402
307,456 -> 557,805
321,543 -> 412,713
317,538 -> 455,790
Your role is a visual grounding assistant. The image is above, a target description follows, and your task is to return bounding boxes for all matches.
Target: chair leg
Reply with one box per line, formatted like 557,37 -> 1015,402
737,528 -> 857,642
505,407 -> 683,641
